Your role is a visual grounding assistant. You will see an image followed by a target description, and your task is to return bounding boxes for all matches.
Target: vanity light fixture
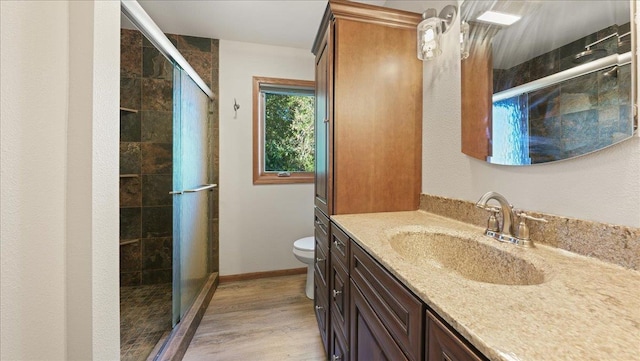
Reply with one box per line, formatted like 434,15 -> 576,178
476,10 -> 521,26
417,5 -> 457,61
460,20 -> 470,60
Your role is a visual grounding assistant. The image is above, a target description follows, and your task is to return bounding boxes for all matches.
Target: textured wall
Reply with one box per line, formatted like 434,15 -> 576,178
67,2 -> 121,358
0,1 -> 69,358
422,0 -> 640,227
219,40 -> 315,276
1,1 -> 121,359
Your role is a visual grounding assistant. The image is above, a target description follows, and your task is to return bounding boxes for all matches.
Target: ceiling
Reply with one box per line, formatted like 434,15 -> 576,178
121,0 -> 429,50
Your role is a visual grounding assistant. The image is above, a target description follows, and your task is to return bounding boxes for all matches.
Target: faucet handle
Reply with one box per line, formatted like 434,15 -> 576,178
517,211 -> 547,223
478,205 -> 501,232
514,211 -> 547,242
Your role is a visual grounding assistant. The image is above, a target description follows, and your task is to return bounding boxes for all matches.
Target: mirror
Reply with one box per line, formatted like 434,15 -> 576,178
461,0 -> 637,165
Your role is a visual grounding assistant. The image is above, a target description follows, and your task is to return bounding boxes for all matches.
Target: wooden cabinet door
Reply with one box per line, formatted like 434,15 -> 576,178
426,311 -> 486,361
350,281 -> 408,361
351,241 -> 423,361
314,25 -> 331,215
332,17 -> 421,215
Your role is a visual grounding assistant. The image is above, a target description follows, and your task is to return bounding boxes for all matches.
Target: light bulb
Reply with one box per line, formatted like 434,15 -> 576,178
460,21 -> 470,60
417,17 -> 442,61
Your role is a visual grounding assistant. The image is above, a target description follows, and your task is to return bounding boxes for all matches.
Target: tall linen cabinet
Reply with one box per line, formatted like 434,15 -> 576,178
311,1 -> 423,359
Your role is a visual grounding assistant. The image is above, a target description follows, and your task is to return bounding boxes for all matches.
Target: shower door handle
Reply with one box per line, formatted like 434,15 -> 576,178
184,184 -> 217,193
169,183 -> 217,195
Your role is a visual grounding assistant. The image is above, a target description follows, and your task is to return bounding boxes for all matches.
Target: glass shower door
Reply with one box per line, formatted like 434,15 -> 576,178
172,65 -> 212,326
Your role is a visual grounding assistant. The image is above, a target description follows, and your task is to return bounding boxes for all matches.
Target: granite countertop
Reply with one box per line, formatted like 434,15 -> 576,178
331,210 -> 640,361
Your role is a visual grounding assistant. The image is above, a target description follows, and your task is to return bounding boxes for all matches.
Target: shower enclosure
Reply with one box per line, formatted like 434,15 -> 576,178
119,2 -> 219,359
172,65 -> 214,326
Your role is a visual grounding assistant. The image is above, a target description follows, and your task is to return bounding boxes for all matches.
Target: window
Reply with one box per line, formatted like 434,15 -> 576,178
253,76 -> 315,184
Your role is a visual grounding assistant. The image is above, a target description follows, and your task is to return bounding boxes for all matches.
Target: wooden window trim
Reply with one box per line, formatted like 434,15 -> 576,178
252,76 -> 315,185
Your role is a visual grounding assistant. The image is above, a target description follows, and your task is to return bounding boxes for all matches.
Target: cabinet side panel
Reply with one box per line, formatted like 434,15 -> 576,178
461,25 -> 493,161
333,18 -> 422,214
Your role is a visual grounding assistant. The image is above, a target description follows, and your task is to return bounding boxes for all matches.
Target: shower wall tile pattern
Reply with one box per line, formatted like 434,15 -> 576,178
119,29 -> 220,286
493,23 -> 633,163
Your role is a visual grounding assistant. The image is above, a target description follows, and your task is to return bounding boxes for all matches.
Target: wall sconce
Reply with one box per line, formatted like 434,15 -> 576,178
417,5 -> 457,61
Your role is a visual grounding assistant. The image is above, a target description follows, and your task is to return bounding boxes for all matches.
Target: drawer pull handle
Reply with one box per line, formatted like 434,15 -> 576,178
315,219 -> 327,233
316,258 -> 325,263
332,289 -> 342,298
323,118 -> 329,124
333,240 -> 343,250
331,355 -> 341,361
315,305 -> 323,311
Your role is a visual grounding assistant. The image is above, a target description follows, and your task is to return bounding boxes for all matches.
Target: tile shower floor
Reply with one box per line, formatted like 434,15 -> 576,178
120,283 -> 172,361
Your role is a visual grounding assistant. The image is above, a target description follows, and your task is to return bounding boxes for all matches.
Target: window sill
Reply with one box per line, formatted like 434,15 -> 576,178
253,172 -> 314,185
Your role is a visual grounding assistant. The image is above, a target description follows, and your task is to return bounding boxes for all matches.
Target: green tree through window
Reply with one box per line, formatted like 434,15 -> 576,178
253,76 -> 315,185
264,92 -> 314,172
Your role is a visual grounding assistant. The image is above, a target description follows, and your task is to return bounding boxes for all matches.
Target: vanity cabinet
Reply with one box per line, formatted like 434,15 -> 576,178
311,0 -> 422,217
326,222 -> 488,361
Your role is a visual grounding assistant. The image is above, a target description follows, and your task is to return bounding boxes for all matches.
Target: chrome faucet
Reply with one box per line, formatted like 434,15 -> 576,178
475,191 -> 546,247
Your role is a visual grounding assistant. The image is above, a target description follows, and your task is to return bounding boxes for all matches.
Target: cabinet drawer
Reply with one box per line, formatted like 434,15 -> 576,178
314,274 -> 330,355
426,311 -> 486,361
350,241 -> 424,361
330,258 -> 349,338
315,239 -> 329,289
315,208 -> 330,252
331,223 -> 350,270
330,319 -> 350,361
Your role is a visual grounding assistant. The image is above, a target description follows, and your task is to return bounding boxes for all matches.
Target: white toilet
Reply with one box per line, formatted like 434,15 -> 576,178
293,236 -> 315,299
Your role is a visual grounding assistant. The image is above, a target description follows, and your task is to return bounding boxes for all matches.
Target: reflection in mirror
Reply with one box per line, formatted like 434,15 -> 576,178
461,1 -> 637,165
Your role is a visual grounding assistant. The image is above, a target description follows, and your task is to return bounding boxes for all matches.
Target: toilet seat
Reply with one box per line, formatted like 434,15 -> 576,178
293,236 -> 314,252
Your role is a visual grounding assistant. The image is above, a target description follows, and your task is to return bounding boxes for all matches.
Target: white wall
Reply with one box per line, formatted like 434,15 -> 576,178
1,1 -> 68,358
66,1 -> 121,359
422,0 -> 640,228
0,1 -> 120,359
219,40 -> 315,276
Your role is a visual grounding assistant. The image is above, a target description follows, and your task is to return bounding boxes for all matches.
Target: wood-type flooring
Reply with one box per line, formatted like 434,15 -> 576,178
183,274 -> 326,360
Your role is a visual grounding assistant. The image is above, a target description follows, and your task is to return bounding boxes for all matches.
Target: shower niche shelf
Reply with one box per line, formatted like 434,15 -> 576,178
120,107 -> 138,114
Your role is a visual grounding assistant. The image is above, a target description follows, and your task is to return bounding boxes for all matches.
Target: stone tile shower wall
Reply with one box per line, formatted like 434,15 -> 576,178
119,29 -> 220,286
493,23 -> 632,163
